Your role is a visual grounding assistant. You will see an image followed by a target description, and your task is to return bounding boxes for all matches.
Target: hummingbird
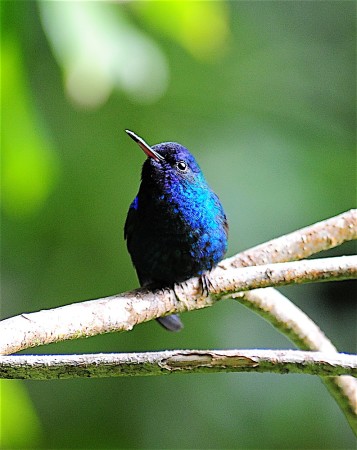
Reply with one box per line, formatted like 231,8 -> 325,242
124,130 -> 228,331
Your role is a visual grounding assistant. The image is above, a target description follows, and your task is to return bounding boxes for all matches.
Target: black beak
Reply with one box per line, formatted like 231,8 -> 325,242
125,130 -> 164,162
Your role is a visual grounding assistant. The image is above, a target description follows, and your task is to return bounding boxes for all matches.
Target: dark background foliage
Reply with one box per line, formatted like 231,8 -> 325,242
1,1 -> 355,448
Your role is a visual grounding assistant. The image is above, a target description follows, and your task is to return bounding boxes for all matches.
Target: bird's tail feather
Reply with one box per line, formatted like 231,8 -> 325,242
156,314 -> 183,332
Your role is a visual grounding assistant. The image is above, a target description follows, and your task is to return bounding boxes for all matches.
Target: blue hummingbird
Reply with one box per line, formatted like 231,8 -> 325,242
124,130 -> 228,331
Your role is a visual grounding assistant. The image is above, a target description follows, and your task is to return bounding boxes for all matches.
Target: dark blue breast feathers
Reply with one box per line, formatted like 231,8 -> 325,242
124,141 -> 228,287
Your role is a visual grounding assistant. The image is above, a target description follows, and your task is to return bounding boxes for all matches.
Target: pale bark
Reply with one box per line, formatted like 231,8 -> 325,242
0,256 -> 355,356
0,350 -> 355,379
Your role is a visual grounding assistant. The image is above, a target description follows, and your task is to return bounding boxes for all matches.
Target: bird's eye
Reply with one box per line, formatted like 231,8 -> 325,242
176,161 -> 188,172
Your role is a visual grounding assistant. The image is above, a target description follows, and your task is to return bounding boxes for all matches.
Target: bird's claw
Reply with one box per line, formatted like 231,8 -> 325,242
200,274 -> 214,297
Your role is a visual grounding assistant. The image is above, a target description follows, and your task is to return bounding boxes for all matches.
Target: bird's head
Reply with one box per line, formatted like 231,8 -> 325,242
125,130 -> 206,190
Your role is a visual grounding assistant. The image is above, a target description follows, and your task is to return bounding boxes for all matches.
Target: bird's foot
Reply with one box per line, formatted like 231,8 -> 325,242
200,273 -> 214,297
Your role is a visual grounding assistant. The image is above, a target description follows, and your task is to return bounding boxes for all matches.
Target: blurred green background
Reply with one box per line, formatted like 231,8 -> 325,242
1,1 -> 356,449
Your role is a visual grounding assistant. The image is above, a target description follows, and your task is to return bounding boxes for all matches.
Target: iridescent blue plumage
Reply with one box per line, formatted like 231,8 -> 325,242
124,131 -> 228,331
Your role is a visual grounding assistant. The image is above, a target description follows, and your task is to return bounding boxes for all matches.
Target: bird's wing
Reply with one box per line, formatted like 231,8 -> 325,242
223,214 -> 229,237
212,192 -> 229,238
124,196 -> 139,241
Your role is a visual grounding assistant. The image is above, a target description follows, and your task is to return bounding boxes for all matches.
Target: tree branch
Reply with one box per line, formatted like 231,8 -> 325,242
1,210 -> 356,432
0,350 -> 355,380
237,288 -> 357,430
0,255 -> 355,356
213,208 -> 357,432
2,210 -> 354,356
221,208 -> 356,269
210,254 -> 356,296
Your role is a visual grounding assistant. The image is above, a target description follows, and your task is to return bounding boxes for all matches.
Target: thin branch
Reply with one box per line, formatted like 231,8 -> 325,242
222,209 -> 356,269
0,350 -> 355,380
210,255 -> 356,296
237,288 -> 357,430
214,208 -> 357,432
237,288 -> 338,353
1,256 -> 355,356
